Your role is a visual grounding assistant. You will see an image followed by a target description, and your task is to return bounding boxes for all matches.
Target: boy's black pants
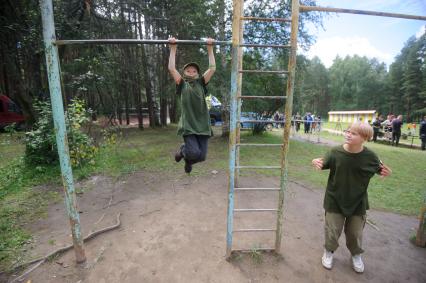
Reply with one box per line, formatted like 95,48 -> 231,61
182,134 -> 209,164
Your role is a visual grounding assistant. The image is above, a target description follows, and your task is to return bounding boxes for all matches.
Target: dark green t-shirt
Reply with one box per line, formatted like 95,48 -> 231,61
177,77 -> 212,136
322,145 -> 381,217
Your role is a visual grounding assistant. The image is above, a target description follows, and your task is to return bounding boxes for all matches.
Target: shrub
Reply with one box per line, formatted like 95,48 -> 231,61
25,99 -> 97,167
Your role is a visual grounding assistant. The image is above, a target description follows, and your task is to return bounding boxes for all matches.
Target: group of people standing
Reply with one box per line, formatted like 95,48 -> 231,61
372,114 -> 403,146
292,112 -> 322,134
372,114 -> 426,149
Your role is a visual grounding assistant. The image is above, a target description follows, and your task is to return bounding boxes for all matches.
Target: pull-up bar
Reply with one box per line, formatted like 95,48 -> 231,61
300,5 -> 426,21
55,39 -> 231,46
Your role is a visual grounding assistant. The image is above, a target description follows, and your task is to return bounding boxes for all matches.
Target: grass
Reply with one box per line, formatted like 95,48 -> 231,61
0,124 -> 425,270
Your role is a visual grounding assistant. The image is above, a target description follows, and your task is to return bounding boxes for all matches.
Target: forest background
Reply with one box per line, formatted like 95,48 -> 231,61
1,0 -> 426,136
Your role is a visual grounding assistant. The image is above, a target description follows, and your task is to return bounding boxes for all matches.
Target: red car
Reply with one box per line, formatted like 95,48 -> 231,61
0,95 -> 26,129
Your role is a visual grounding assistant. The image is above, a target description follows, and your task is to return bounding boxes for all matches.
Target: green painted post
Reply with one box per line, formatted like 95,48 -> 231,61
40,0 -> 86,263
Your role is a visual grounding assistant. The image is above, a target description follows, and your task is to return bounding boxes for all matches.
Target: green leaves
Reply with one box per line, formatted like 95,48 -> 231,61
24,99 -> 98,167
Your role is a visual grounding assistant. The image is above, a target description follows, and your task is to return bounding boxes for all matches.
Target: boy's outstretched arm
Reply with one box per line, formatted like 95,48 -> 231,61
379,162 -> 392,177
168,37 -> 182,84
312,158 -> 324,170
203,38 -> 216,84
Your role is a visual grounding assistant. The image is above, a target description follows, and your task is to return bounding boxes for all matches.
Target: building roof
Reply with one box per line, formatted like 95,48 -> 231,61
328,110 -> 376,115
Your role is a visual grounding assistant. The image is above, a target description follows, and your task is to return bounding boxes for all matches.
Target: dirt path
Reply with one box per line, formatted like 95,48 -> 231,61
4,168 -> 425,283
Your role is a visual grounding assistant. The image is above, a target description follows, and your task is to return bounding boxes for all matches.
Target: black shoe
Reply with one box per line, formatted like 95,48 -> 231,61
184,160 -> 192,174
175,145 -> 184,162
175,151 -> 183,162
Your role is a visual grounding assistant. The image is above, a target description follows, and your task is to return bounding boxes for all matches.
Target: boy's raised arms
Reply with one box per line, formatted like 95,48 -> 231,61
203,38 -> 216,84
168,37 -> 181,84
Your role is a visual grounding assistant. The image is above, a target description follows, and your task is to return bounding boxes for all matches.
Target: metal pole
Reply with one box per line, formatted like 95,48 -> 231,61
55,39 -> 231,46
300,5 -> 426,21
275,0 -> 300,252
226,0 -> 242,259
40,0 -> 86,263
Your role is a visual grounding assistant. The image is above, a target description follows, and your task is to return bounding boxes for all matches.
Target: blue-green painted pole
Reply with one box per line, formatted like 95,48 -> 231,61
226,0 -> 243,259
40,0 -> 86,263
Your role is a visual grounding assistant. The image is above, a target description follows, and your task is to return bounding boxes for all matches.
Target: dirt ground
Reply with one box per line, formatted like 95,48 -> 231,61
3,163 -> 425,283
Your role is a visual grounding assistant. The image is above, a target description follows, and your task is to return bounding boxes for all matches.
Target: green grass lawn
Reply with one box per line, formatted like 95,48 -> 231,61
0,125 -> 425,270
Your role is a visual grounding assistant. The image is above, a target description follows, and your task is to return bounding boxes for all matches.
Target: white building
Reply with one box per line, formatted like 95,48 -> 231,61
328,110 -> 376,123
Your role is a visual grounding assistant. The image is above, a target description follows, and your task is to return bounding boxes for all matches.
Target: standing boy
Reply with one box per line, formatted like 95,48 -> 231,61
312,122 -> 392,273
168,37 -> 216,173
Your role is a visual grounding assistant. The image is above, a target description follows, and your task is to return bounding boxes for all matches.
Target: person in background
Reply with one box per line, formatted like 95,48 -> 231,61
391,115 -> 403,146
420,116 -> 426,151
372,115 -> 383,142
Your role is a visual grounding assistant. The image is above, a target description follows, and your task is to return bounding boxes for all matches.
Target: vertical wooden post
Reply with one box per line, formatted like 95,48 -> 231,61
226,0 -> 243,259
275,0 -> 300,252
40,0 -> 86,263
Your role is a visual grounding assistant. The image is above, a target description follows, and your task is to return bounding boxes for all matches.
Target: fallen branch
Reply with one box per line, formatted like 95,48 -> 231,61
6,213 -> 122,280
366,218 -> 380,231
9,259 -> 46,283
103,199 -> 128,209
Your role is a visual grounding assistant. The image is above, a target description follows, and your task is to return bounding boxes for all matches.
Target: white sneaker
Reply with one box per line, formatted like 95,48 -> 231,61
352,254 -> 364,273
322,250 -> 333,270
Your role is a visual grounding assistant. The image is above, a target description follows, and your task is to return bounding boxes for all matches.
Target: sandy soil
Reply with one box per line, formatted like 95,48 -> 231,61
3,164 -> 425,283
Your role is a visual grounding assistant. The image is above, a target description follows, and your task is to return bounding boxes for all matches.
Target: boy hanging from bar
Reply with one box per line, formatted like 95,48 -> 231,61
168,37 -> 216,174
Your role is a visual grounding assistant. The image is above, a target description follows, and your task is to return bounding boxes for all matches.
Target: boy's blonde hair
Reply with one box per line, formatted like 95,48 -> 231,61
348,122 -> 373,141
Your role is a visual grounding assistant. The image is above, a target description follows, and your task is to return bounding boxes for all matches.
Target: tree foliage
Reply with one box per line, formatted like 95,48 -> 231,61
294,32 -> 426,121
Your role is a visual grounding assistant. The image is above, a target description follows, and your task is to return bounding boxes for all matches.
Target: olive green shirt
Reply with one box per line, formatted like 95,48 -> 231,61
322,145 -> 381,217
177,77 -> 212,136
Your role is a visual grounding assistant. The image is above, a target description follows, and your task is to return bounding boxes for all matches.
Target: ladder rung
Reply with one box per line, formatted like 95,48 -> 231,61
234,208 -> 278,212
235,187 -> 280,191
232,248 -> 275,253
237,120 -> 283,123
238,95 -> 287,99
236,143 -> 283,147
241,16 -> 291,23
240,43 -> 291,48
234,228 -> 276,232
236,166 -> 281,169
239,70 -> 289,74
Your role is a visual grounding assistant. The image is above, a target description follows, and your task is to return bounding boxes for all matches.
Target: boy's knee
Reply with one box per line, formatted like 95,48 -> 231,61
184,147 -> 201,161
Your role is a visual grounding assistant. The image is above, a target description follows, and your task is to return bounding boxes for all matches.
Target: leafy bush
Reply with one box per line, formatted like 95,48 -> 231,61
25,99 -> 97,167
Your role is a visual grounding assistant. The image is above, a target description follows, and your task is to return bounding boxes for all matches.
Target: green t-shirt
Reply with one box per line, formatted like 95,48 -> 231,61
322,145 -> 381,217
177,77 -> 212,136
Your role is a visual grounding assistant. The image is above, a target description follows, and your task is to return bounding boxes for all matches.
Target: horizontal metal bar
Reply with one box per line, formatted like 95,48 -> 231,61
238,95 -> 287,99
241,16 -> 291,22
54,39 -> 232,46
234,228 -> 276,232
235,188 -> 280,191
236,166 -> 281,169
299,5 -> 426,21
232,248 -> 275,253
237,120 -> 284,123
239,70 -> 289,74
236,143 -> 283,147
240,43 -> 291,48
234,208 -> 278,212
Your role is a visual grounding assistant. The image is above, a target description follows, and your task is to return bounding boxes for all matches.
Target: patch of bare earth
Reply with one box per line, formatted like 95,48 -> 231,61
4,168 -> 425,283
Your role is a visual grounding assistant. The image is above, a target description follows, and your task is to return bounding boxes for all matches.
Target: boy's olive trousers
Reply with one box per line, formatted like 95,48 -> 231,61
324,212 -> 366,255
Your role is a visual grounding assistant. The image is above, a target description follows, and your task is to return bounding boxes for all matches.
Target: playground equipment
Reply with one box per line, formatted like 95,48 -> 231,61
39,0 -> 426,264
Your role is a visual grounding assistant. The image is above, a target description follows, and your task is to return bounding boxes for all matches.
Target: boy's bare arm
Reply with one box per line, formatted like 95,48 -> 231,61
312,158 -> 324,170
203,38 -> 216,84
168,37 -> 182,84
